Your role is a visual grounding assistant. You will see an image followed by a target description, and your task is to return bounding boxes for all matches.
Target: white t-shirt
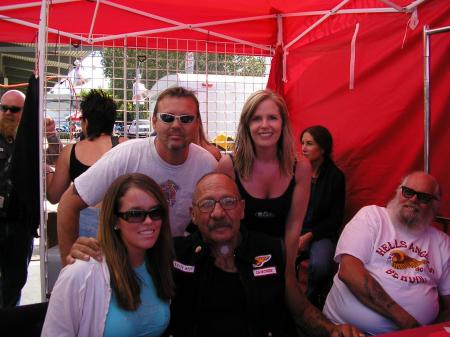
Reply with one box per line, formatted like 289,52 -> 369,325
323,205 -> 450,335
75,137 -> 217,236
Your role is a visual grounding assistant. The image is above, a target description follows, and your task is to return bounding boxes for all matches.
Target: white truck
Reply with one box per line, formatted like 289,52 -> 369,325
127,119 -> 152,138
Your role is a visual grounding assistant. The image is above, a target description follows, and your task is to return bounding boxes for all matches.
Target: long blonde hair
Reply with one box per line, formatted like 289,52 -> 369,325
234,90 -> 297,178
193,114 -> 210,147
98,173 -> 175,310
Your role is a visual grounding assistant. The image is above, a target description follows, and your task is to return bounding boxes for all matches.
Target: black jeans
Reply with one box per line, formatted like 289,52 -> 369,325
0,302 -> 48,337
0,220 -> 33,308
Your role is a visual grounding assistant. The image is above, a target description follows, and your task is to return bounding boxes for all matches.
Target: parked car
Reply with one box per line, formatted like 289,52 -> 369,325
114,122 -> 125,136
127,119 -> 151,138
56,125 -> 69,133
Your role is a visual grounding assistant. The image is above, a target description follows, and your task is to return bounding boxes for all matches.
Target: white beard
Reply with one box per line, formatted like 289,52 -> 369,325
387,197 -> 433,232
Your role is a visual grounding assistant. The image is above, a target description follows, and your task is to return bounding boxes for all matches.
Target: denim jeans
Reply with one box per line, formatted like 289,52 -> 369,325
79,207 -> 100,238
306,238 -> 336,301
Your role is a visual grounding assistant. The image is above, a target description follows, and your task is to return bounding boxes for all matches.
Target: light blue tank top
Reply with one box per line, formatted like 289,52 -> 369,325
79,206 -> 100,238
103,263 -> 170,337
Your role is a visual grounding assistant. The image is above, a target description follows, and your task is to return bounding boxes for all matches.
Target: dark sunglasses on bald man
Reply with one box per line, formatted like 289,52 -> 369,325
1,105 -> 22,113
116,206 -> 164,223
401,186 -> 439,204
158,113 -> 195,124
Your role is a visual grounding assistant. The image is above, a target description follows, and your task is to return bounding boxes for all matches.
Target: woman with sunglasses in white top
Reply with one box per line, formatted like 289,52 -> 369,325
42,173 -> 174,337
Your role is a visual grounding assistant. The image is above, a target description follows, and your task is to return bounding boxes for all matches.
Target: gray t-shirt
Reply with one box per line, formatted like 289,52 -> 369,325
75,137 -> 217,236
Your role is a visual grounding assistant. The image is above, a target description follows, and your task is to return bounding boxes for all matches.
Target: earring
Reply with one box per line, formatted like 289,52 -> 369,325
113,225 -> 119,230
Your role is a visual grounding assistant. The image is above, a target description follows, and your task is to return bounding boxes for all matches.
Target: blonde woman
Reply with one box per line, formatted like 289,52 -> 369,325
217,89 -> 311,267
42,173 -> 174,337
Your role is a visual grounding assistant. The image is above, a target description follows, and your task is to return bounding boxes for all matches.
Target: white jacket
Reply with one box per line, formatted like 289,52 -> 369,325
41,259 -> 111,337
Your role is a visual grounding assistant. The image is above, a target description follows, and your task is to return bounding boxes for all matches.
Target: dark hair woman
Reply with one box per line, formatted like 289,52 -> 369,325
46,89 -> 127,238
42,173 -> 175,337
299,125 -> 346,307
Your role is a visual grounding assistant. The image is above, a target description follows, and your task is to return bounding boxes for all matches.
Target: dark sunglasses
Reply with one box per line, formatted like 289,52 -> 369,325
401,186 -> 439,204
116,206 -> 164,223
158,113 -> 196,124
1,105 -> 22,113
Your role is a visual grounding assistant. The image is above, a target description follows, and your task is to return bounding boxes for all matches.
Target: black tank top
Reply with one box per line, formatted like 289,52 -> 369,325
69,136 -> 119,182
234,160 -> 296,239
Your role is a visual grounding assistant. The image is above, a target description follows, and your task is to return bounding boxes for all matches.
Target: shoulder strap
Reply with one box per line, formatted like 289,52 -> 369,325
69,142 -> 77,161
228,154 -> 241,182
229,153 -> 234,164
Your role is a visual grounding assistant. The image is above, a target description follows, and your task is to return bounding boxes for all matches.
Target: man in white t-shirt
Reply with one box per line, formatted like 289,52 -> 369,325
57,87 -> 217,264
323,171 -> 450,335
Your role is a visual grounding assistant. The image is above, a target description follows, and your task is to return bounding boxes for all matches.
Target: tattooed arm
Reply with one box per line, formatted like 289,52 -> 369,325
57,185 -> 88,266
286,267 -> 363,337
339,254 -> 420,329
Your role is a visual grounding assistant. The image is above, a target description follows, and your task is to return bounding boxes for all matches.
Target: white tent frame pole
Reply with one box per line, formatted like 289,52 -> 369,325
377,0 -> 403,12
423,25 -> 430,173
282,7 -> 398,17
92,25 -> 190,42
276,15 -> 283,47
0,6 -> 403,45
102,0 -> 274,26
99,0 -> 271,51
87,0 -> 101,42
0,14 -> 90,42
37,0 -> 48,303
284,0 -> 350,50
423,24 -> 450,173
0,0 -> 79,12
406,0 -> 427,11
1,0 -> 418,52
92,27 -> 271,52
426,26 -> 450,35
123,39 -> 128,137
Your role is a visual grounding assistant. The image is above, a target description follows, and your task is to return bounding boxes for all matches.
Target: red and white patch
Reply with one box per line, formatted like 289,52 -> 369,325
253,266 -> 277,277
173,261 -> 195,273
253,254 -> 272,268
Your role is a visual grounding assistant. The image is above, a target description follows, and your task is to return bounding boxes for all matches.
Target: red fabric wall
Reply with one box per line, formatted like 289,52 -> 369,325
270,1 -> 450,221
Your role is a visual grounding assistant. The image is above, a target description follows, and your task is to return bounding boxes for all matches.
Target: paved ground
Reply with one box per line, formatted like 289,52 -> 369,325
20,238 -> 43,305
21,202 -> 59,306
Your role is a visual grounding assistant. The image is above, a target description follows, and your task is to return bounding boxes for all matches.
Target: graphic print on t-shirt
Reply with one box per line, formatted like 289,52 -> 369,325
376,239 -> 435,285
388,250 -> 427,269
160,179 -> 179,207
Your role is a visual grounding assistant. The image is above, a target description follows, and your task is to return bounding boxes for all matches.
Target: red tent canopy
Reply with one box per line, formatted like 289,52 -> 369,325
1,0 -> 449,220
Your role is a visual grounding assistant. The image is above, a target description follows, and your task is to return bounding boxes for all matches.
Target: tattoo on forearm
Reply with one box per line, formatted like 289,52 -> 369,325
297,304 -> 330,337
364,274 -> 396,312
